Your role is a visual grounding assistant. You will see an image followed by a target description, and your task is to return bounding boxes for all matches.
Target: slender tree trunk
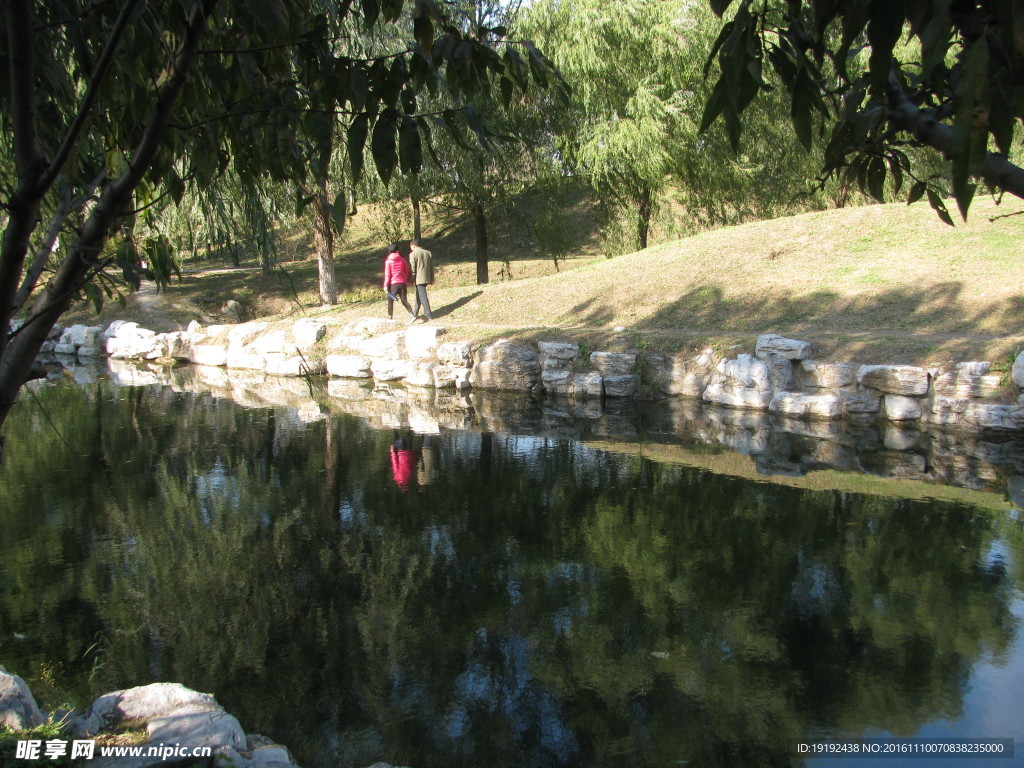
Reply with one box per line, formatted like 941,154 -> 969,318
412,195 -> 421,241
0,0 -> 217,440
312,194 -> 337,305
637,186 -> 653,251
474,201 -> 489,284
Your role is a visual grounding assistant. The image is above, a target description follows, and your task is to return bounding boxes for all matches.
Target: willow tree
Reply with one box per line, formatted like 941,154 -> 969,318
0,0 -> 557,447
525,0 -> 698,251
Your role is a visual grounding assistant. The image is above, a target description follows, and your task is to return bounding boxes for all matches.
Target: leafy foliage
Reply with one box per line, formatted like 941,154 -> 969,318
701,0 -> 1024,221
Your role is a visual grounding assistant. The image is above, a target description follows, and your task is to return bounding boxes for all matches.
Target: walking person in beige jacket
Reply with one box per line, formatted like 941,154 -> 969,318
408,238 -> 435,323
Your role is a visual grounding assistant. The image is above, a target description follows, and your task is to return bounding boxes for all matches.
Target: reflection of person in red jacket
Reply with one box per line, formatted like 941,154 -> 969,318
390,431 -> 417,490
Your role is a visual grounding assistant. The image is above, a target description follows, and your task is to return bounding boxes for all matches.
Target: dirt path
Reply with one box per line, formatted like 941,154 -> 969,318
128,281 -> 191,332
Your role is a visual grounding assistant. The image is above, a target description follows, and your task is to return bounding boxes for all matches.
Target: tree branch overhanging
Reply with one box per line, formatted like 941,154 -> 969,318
885,73 -> 1024,202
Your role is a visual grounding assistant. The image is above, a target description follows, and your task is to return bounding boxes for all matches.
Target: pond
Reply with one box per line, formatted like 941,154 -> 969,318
1,363 -> 1023,768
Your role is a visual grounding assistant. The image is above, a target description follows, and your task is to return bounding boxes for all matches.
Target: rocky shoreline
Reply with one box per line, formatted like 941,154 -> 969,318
23,315 -> 1024,434
1,668 -> 403,768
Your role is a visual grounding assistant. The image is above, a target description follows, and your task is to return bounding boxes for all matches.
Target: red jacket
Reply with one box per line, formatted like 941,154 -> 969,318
390,446 -> 416,489
383,251 -> 410,288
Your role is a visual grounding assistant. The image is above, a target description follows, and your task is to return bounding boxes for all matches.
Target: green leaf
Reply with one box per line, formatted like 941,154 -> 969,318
371,111 -> 398,184
866,0 -> 905,96
927,188 -> 955,226
907,180 -> 927,205
381,0 -> 404,23
710,0 -> 734,17
350,64 -> 369,110
951,37 -> 990,219
82,281 -> 104,314
791,68 -> 813,150
463,103 -> 490,150
867,155 -> 886,201
348,114 -> 369,183
398,115 -> 422,174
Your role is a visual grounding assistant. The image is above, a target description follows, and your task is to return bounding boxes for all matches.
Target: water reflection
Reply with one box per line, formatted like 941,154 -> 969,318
0,366 -> 1022,768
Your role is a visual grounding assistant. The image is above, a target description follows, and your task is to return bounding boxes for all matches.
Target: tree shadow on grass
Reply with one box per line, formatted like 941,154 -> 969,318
560,279 -> 1024,362
432,291 -> 483,320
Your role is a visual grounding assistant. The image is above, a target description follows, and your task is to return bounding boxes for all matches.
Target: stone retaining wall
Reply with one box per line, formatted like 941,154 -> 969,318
32,317 -> 1024,434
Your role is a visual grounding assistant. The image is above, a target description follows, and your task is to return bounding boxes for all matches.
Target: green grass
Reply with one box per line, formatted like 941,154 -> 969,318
61,193 -> 1024,366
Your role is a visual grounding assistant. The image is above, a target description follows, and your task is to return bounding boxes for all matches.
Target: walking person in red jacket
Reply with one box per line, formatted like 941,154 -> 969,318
383,243 -> 415,322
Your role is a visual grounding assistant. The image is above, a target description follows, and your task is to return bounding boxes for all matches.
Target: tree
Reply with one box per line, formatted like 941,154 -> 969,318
701,0 -> 1024,223
0,0 -> 557,447
526,0 -> 697,251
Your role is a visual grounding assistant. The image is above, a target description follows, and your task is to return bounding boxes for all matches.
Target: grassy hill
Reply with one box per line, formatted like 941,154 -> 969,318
64,194 -> 1024,367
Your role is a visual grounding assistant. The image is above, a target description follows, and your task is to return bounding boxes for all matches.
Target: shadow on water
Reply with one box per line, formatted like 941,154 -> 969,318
1,364 -> 1024,768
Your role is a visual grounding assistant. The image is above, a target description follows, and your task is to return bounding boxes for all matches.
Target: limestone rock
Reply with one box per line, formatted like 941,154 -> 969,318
768,391 -> 842,420
405,362 -> 437,387
961,403 -> 1024,431
604,375 -> 638,398
190,344 -> 229,367
841,390 -> 881,414
327,354 -> 373,378
68,683 -> 220,737
0,667 -> 45,730
799,360 -> 857,390
357,331 -> 407,359
883,394 -> 923,421
293,319 -> 326,349
538,341 -> 580,364
755,334 -> 811,361
642,353 -> 714,398
932,361 -> 1000,398
590,351 -> 637,377
370,359 -> 409,381
857,364 -> 930,395
703,354 -> 773,410
436,341 -> 474,367
433,364 -> 472,390
471,340 -> 540,392
405,325 -> 445,360
1013,351 -> 1024,388
929,396 -> 970,427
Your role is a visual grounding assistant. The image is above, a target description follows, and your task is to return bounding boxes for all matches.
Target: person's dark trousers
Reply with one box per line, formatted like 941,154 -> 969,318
414,284 -> 432,320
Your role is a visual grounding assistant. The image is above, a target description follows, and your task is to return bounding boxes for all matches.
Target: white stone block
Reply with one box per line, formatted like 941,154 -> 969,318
371,359 -> 409,381
293,319 -> 326,348
883,394 -> 923,421
191,344 -> 229,367
755,334 -> 811,360
590,351 -> 637,377
961,403 -> 1024,431
800,360 -> 857,389
604,375 -> 638,398
326,354 -> 372,378
436,341 -> 474,366
857,364 -> 929,395
405,325 -> 445,360
768,391 -> 842,420
405,362 -> 437,387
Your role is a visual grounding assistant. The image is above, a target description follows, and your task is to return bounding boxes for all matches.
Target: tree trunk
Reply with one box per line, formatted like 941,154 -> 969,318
0,0 -> 216,439
312,194 -> 337,305
637,186 -> 653,251
411,195 -> 421,241
474,201 -> 489,284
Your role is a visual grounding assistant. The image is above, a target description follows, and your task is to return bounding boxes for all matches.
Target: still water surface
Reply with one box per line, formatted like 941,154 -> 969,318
1,372 -> 1023,767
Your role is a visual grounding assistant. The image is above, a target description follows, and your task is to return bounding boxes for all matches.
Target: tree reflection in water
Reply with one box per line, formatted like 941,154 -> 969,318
0,376 -> 1022,768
